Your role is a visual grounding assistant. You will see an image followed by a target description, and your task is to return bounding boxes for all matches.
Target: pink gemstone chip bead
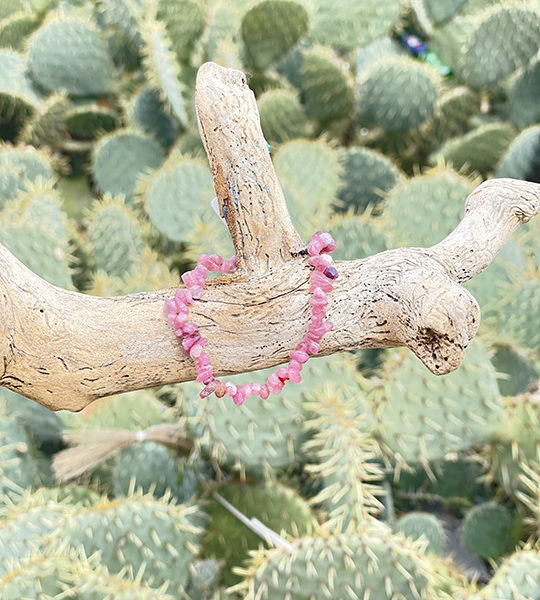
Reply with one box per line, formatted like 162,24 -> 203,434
164,231 -> 338,404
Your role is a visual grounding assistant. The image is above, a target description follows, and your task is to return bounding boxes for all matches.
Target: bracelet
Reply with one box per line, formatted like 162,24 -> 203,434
164,231 -> 338,405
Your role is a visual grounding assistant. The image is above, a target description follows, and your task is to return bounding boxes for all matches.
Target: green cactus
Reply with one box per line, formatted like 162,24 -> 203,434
328,212 -> 389,260
61,389 -> 171,431
128,86 -> 182,149
141,15 -> 189,126
395,512 -> 446,555
464,239 -> 526,309
138,153 -> 214,241
0,143 -> 54,182
65,101 -> 117,140
490,342 -> 538,398
461,502 -> 513,560
357,56 -> 440,132
182,355 -> 360,478
241,0 -> 309,71
0,386 -> 62,451
0,415 -> 43,500
237,521 -> 434,599
257,87 -> 308,145
18,93 -> 68,148
495,124 -> 540,182
95,0 -> 144,49
204,480 -> 316,585
156,0 -> 206,65
0,183 -> 74,287
335,146 -> 401,214
380,166 -> 474,248
186,558 -> 221,600
310,0 -> 401,49
274,138 -> 341,238
370,340 -> 503,468
0,165 -> 26,206
303,383 -> 383,533
355,36 -> 405,74
0,0 -> 28,19
0,490 -> 74,571
28,16 -> 114,96
431,122 -> 515,176
483,391 -> 539,495
459,4 -> 540,89
0,50 -> 42,127
49,493 -> 203,594
300,46 -> 354,126
419,86 -> 481,153
0,9 -> 40,51
87,193 -> 147,278
483,276 -> 540,370
471,549 -> 540,600
112,441 -> 200,503
411,0 -> 468,28
92,129 -> 165,202
508,57 -> 540,130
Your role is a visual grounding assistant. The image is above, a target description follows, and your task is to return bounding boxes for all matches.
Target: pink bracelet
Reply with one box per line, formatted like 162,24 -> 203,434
164,231 -> 338,405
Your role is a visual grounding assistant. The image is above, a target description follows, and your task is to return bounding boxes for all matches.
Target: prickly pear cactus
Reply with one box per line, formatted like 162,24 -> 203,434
0,0 -> 538,597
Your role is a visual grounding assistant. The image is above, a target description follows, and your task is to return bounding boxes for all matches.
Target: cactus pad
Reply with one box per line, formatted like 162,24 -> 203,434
380,167 -> 474,248
328,213 -> 389,260
92,129 -> 165,202
241,0 -> 308,71
495,124 -> 540,182
204,480 -> 316,585
508,57 -> 540,130
238,521 -> 433,599
461,502 -> 512,560
335,146 -> 401,214
357,56 -> 439,132
28,17 -> 114,96
310,0 -> 401,49
257,88 -> 308,145
371,341 -> 503,466
395,512 -> 446,554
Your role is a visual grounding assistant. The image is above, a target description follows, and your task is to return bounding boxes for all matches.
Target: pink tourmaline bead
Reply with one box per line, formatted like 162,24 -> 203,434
289,369 -> 302,384
289,359 -> 302,372
189,285 -> 204,299
174,313 -> 188,328
242,383 -> 253,399
267,373 -> 284,394
310,287 -> 327,307
196,369 -> 213,384
200,380 -> 217,398
323,266 -> 339,280
233,388 -> 245,405
167,313 -> 177,326
193,265 -> 208,280
164,299 -> 176,314
175,289 -> 192,307
305,339 -> 320,354
260,384 -> 270,399
319,232 -> 337,254
182,334 -> 200,352
197,352 -> 211,366
251,383 -> 262,395
190,343 -> 204,359
290,350 -> 309,364
225,382 -> 237,397
221,257 -> 237,273
295,342 -> 309,353
182,322 -> 198,335
310,271 -> 333,292
307,254 -> 333,270
199,254 -> 223,271
276,367 -> 289,381
215,381 -> 227,398
181,271 -> 198,288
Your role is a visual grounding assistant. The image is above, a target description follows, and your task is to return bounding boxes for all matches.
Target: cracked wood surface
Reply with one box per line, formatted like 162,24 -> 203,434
0,62 -> 539,411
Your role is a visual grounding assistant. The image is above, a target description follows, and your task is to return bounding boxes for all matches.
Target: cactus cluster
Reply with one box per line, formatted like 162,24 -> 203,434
0,0 -> 538,597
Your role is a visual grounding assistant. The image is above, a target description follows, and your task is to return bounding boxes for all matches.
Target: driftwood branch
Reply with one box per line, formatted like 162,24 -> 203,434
0,62 -> 538,412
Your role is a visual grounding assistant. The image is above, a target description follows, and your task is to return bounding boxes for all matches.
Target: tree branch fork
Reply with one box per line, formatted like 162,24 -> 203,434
0,62 -> 538,411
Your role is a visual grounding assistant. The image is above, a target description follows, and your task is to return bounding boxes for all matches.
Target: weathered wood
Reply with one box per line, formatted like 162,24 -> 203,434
0,62 -> 538,411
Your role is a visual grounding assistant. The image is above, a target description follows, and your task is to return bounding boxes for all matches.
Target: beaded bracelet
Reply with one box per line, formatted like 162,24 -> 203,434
164,231 -> 338,405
